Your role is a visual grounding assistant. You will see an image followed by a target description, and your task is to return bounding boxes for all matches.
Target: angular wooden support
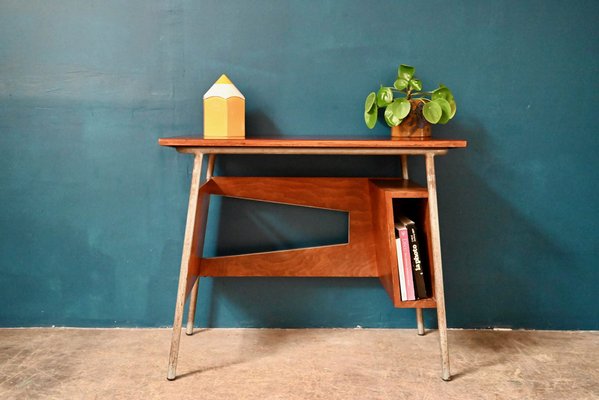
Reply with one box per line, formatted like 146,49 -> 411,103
197,177 -> 379,277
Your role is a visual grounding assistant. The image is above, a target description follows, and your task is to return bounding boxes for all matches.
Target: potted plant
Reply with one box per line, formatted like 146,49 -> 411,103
364,64 -> 457,138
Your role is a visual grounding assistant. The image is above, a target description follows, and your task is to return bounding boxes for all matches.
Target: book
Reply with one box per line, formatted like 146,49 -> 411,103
394,225 -> 407,300
395,222 -> 415,301
398,215 -> 429,299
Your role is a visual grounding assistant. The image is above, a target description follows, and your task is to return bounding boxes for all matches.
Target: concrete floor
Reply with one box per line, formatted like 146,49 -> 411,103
0,328 -> 597,399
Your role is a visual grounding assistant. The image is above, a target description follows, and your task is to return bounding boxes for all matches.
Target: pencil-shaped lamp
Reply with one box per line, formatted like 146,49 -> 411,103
203,74 -> 245,139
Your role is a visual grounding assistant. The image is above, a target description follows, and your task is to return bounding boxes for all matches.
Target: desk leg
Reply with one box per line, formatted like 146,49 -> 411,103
402,155 -> 426,337
186,154 -> 215,336
425,153 -> 451,381
167,153 -> 204,381
416,309 -> 425,335
185,278 -> 200,336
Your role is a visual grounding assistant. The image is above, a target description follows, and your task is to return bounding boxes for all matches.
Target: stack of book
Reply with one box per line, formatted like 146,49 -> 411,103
394,215 -> 430,300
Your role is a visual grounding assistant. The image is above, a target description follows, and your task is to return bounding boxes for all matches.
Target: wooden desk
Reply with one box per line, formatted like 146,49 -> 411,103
159,137 -> 467,381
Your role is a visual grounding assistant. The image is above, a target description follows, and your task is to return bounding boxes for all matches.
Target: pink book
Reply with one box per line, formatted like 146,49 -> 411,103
398,225 -> 416,300
394,225 -> 407,300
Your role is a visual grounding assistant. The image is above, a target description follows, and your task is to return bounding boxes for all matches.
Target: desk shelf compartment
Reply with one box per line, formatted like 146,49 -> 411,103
192,176 -> 436,309
370,180 -> 437,309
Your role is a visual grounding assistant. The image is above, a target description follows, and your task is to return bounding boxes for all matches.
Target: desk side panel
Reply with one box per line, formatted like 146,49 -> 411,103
197,177 -> 378,277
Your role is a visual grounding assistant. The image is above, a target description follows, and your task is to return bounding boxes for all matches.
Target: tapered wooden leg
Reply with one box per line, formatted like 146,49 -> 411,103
425,153 -> 451,381
185,277 -> 200,336
416,308 -> 425,335
402,155 -> 425,335
167,153 -> 204,381
400,155 -> 409,180
185,155 -> 216,336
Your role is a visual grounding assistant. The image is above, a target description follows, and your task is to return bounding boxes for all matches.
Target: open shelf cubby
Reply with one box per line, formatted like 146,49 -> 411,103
369,179 -> 436,308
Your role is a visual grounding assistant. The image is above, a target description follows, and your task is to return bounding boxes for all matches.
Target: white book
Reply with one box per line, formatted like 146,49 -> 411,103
395,224 -> 407,300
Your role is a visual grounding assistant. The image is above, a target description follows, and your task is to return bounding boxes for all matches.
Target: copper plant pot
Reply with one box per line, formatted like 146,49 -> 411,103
391,100 -> 431,138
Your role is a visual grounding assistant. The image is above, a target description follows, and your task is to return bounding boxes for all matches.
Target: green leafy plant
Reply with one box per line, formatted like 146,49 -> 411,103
364,64 -> 457,129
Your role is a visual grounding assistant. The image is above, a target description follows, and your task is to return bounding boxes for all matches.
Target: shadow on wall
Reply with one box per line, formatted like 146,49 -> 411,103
438,121 -> 573,329
153,119 -> 580,329
210,196 -> 349,257
245,109 -> 282,138
193,121 -> 579,329
146,238 -> 184,326
0,212 -> 117,326
191,111 -> 412,327
205,277 -> 417,328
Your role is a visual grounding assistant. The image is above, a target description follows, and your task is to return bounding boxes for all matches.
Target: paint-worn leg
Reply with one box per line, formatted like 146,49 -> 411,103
185,277 -> 200,336
167,153 -> 204,381
402,155 -> 425,335
416,308 -> 425,335
185,154 -> 216,336
425,153 -> 451,381
401,155 -> 409,180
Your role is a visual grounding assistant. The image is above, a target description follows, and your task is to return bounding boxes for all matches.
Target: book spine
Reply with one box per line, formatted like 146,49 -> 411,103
395,226 -> 407,300
399,228 -> 415,301
407,223 -> 429,299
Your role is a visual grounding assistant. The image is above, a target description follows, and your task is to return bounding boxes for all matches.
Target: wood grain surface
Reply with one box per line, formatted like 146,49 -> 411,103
159,136 -> 467,149
369,180 -> 437,308
197,177 -> 379,277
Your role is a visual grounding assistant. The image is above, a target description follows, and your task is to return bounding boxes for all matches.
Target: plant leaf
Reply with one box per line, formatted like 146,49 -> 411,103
365,92 -> 376,112
448,99 -> 457,118
364,107 -> 378,129
398,64 -> 415,81
384,107 -> 402,127
389,98 -> 411,120
440,84 -> 454,100
432,85 -> 454,102
409,79 -> 423,91
432,85 -> 456,120
423,101 -> 442,124
377,87 -> 394,107
394,78 -> 408,91
434,98 -> 452,124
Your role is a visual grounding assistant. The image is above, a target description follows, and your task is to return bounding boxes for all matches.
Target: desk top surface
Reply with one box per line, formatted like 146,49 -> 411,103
158,136 -> 467,149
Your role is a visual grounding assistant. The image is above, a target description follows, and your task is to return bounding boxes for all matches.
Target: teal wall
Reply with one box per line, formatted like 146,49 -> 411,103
1,0 -> 597,329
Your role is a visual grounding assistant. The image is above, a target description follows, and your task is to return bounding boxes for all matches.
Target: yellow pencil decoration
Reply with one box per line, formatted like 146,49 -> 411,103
203,74 -> 245,139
